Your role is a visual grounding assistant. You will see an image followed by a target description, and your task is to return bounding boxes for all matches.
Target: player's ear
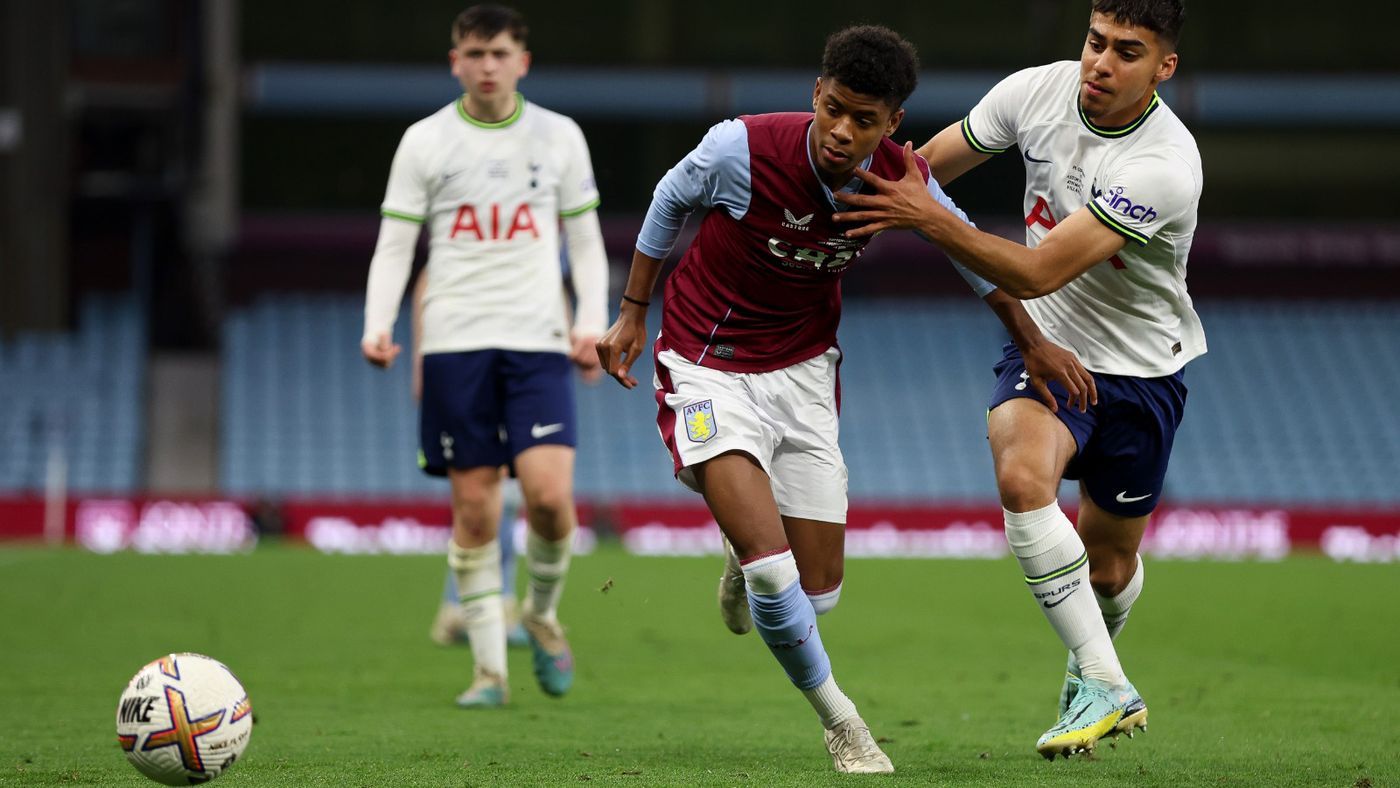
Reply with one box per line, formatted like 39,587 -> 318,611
520,49 -> 532,78
812,78 -> 823,110
1156,52 -> 1178,83
884,107 -> 905,138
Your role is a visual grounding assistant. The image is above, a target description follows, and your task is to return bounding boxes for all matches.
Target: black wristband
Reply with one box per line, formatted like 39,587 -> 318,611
621,294 -> 650,307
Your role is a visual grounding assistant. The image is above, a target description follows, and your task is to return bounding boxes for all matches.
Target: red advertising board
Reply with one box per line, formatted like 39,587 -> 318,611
1,496 -> 1397,562
0,496 -> 256,553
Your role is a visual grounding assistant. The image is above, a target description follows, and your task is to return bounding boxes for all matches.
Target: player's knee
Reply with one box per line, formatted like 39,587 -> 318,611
451,492 -> 496,540
804,581 -> 843,615
522,485 -> 571,526
995,464 -> 1057,512
1088,557 -> 1133,598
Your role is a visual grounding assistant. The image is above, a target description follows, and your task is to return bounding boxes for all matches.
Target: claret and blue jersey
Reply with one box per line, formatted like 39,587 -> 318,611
637,112 -> 994,374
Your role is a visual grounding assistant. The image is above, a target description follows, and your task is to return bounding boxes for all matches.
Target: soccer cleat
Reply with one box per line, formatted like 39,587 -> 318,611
717,536 -> 753,635
824,716 -> 895,774
430,600 -> 470,646
522,612 -> 574,697
455,667 -> 508,709
1058,652 -> 1081,716
1036,677 -> 1147,760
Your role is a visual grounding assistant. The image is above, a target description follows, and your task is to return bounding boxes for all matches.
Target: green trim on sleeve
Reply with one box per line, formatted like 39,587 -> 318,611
961,116 -> 1007,155
1088,200 -> 1150,247
558,197 -> 601,218
381,209 -> 425,224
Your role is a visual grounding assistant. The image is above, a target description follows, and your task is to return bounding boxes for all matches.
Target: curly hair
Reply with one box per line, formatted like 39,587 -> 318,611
820,25 -> 920,108
1091,0 -> 1185,49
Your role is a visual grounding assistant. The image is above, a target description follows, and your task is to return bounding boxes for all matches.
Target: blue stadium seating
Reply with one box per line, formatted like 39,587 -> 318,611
0,295 -> 146,494
219,294 -> 1400,507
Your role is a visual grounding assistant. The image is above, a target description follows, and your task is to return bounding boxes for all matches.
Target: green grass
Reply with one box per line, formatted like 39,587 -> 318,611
0,545 -> 1396,786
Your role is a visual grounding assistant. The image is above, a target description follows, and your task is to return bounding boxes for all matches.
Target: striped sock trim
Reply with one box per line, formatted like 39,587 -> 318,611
739,545 -> 792,567
1024,552 -> 1088,585
459,589 -> 502,604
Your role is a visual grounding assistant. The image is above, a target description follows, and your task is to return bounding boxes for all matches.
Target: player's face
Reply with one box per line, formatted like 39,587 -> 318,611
449,31 -> 530,98
1079,12 -> 1178,126
809,78 -> 903,182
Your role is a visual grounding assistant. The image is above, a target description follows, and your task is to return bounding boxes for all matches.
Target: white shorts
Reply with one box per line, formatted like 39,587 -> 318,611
653,347 -> 847,524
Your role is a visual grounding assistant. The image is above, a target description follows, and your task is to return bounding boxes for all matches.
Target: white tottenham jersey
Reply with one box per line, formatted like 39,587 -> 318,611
963,60 -> 1206,377
381,94 -> 601,355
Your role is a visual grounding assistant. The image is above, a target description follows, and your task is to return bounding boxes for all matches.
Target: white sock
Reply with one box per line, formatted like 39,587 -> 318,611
448,540 -> 507,680
524,530 -> 573,621
1097,554 -> 1143,639
802,673 -> 859,730
806,582 -> 842,616
1004,502 -> 1126,687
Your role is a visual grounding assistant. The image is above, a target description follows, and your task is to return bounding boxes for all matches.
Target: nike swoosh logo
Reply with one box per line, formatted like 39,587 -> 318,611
1043,588 -> 1079,609
442,169 -> 464,181
1022,150 -> 1053,164
1116,491 -> 1153,503
530,422 -> 565,439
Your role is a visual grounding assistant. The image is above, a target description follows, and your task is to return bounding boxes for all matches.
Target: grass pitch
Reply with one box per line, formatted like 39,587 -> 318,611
0,544 -> 1396,786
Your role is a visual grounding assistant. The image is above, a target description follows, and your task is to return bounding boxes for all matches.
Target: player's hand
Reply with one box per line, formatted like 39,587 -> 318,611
596,306 -> 648,389
1020,339 -> 1098,414
570,332 -> 603,385
832,142 -> 941,239
361,332 -> 402,369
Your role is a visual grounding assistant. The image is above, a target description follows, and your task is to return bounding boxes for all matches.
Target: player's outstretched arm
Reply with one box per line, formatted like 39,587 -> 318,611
596,250 -> 663,390
835,144 -> 1126,299
982,289 -> 1097,413
916,120 -> 992,187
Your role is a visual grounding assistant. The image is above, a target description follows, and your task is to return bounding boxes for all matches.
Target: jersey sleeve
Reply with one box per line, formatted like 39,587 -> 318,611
380,123 -> 432,224
961,66 -> 1041,156
557,118 -> 602,218
1087,150 -> 1199,246
636,119 -> 751,259
921,176 -> 997,298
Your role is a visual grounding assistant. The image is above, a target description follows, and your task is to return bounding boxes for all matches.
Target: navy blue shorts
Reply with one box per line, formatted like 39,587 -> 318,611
419,349 -> 576,477
988,343 -> 1187,517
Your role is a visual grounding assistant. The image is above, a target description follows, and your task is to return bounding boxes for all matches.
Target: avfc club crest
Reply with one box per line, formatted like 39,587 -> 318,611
683,400 -> 717,443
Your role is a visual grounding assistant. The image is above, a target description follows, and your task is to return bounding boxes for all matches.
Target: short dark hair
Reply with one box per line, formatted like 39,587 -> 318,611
452,4 -> 528,46
820,25 -> 919,108
1091,0 -> 1185,49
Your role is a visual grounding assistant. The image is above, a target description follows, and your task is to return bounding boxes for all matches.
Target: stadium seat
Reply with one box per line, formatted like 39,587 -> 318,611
215,295 -> 1400,507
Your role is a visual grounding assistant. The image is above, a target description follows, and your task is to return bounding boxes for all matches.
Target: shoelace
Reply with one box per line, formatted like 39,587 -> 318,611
1051,681 -> 1112,732
831,725 -> 881,763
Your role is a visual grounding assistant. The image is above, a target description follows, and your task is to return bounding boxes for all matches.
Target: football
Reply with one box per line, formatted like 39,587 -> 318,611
115,653 -> 253,785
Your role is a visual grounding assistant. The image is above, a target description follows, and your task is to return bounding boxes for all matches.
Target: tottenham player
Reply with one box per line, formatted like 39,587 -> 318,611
361,4 -> 606,708
834,0 -> 1200,760
596,26 -> 1091,774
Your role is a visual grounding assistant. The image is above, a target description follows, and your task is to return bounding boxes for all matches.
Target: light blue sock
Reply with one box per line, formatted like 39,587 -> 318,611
499,492 -> 519,598
442,568 -> 458,603
743,550 -> 831,691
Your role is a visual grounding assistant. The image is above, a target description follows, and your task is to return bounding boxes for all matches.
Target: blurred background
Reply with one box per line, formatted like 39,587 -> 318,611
2,0 -> 1397,559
